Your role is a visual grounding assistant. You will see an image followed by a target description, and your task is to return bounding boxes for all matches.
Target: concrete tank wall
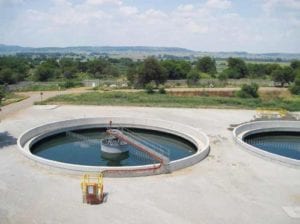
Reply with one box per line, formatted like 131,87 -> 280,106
233,121 -> 300,167
18,117 -> 210,177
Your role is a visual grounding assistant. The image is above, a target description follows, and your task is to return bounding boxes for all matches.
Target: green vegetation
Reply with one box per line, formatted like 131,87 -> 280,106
236,83 -> 259,98
187,69 -> 200,86
271,66 -> 295,87
0,56 -> 29,84
158,86 -> 166,94
222,57 -> 249,79
136,57 -> 167,87
290,71 -> 300,95
16,81 -> 82,92
0,54 -> 299,90
145,83 -> 155,94
1,53 -> 300,111
196,56 -> 216,75
1,91 -> 28,106
161,59 -> 191,79
0,85 -> 5,105
41,91 -> 300,111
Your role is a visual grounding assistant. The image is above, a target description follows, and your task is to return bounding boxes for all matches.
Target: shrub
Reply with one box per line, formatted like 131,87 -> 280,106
158,86 -> 166,94
187,69 -> 200,86
290,73 -> 300,95
0,85 -> 5,105
145,83 -> 155,94
236,83 -> 259,98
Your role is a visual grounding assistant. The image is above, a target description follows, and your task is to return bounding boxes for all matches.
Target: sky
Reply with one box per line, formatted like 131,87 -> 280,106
0,0 -> 299,53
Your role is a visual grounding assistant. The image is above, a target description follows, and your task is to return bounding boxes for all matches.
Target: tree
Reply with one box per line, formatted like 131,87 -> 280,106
290,60 -> 300,70
196,57 -> 216,75
236,83 -> 259,98
86,58 -> 120,78
218,72 -> 228,82
271,66 -> 295,87
126,66 -> 139,86
0,85 -> 5,105
0,68 -> 15,84
161,60 -> 191,80
187,69 -> 200,86
226,57 -> 249,79
290,70 -> 300,95
0,56 -> 30,84
265,63 -> 281,76
103,65 -> 120,77
247,63 -> 267,78
137,57 -> 167,87
34,64 -> 55,81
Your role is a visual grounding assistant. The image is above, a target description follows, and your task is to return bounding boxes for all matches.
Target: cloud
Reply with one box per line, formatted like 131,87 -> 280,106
85,0 -> 122,6
0,0 -> 299,52
177,4 -> 195,12
119,6 -> 138,15
263,0 -> 300,14
205,0 -> 232,10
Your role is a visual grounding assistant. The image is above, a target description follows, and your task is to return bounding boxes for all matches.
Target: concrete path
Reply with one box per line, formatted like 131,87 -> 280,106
0,88 -> 90,120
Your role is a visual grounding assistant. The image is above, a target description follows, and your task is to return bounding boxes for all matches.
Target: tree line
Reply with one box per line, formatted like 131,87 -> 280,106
0,55 -> 300,90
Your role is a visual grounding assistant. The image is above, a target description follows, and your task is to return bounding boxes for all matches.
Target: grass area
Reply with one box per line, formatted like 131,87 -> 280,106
16,84 -> 65,92
40,91 -> 300,111
1,93 -> 28,106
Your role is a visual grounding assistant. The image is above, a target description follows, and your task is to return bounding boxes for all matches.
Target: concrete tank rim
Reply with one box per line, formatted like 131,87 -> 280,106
17,117 -> 210,176
233,120 -> 300,167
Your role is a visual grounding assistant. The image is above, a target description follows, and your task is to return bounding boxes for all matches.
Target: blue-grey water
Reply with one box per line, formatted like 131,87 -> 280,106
244,132 -> 300,160
31,128 -> 196,166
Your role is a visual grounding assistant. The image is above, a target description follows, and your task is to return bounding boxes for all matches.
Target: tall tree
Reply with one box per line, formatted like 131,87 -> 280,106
161,60 -> 191,80
138,57 -> 167,87
290,71 -> 300,95
271,66 -> 295,87
0,85 -> 5,105
196,56 -> 216,75
34,63 -> 56,81
226,57 -> 249,79
290,60 -> 300,70
0,68 -> 15,84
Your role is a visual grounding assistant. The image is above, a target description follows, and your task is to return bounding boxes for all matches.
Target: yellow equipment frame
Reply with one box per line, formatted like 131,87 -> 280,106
81,173 -> 104,204
255,108 -> 287,119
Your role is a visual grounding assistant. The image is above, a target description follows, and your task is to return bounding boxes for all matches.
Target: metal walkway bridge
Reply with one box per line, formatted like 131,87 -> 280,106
107,129 -> 170,165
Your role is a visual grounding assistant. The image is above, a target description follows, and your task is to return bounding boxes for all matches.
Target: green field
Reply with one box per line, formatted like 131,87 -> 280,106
40,91 -> 300,111
1,93 -> 28,106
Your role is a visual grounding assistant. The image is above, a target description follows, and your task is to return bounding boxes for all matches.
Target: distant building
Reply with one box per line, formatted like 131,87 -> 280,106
83,80 -> 100,87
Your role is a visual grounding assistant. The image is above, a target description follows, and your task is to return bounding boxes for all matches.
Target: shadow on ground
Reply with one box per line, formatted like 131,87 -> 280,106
0,132 -> 17,149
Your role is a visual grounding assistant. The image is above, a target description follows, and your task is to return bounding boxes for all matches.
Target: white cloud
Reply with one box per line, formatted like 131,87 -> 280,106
85,0 -> 122,6
0,0 -> 299,52
177,4 -> 195,12
205,0 -> 232,10
120,6 -> 138,15
263,0 -> 300,14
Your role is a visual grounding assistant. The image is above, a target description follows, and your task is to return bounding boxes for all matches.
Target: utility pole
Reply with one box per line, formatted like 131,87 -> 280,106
40,92 -> 43,104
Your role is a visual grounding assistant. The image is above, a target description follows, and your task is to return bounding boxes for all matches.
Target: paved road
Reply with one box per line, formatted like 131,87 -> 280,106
0,88 -> 90,120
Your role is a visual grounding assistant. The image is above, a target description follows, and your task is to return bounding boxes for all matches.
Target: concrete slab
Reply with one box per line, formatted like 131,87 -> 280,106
0,105 -> 299,224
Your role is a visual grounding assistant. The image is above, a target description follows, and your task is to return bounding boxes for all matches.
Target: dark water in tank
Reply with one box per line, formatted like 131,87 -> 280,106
31,128 -> 197,166
244,131 -> 300,160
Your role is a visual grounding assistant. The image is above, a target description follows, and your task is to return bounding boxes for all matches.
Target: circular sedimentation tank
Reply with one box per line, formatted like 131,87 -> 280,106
233,121 -> 300,166
18,117 -> 210,176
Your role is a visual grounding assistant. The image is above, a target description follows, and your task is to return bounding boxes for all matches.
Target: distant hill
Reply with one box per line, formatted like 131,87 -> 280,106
0,44 -> 193,55
0,44 -> 300,60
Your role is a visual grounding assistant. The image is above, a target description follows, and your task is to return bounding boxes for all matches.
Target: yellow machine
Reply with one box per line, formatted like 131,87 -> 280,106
255,108 -> 287,119
81,173 -> 104,204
